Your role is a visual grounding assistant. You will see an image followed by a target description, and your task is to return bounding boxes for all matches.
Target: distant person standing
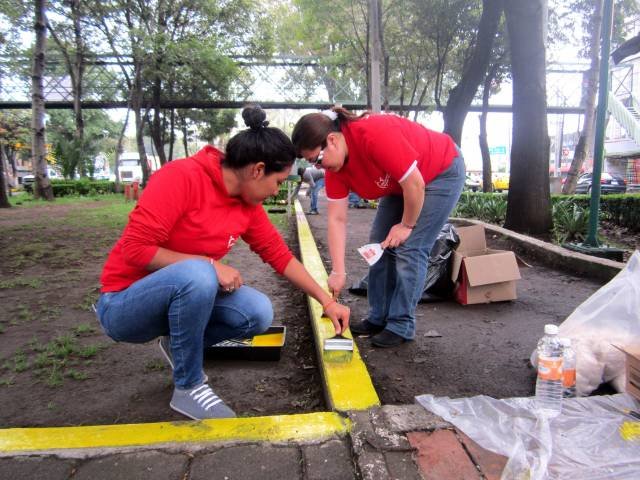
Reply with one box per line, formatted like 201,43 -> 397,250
299,165 -> 325,215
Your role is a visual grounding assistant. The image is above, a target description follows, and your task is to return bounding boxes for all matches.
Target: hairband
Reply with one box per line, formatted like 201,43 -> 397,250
320,109 -> 338,121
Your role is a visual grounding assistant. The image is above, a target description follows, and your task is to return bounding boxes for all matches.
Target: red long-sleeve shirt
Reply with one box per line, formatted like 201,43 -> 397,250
325,114 -> 457,200
100,146 -> 294,292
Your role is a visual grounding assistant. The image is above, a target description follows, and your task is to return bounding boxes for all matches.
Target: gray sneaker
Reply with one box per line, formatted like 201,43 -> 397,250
158,336 -> 208,384
170,383 -> 236,420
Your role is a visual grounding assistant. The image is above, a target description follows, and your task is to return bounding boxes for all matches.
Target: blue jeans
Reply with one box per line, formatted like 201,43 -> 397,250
96,259 -> 273,389
367,153 -> 465,339
310,178 -> 325,212
348,191 -> 362,208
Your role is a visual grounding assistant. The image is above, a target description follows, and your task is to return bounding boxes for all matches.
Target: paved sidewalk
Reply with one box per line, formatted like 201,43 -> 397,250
0,405 -> 508,479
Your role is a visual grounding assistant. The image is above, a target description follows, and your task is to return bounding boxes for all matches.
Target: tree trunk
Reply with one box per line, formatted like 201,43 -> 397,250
71,0 -> 85,177
562,0 -> 602,194
181,115 -> 189,157
32,0 -> 54,201
504,0 -> 552,234
113,106 -> 130,193
479,65 -> 497,193
151,79 -> 167,165
46,0 -> 85,178
169,107 -> 175,161
443,0 -> 504,145
132,67 -> 149,185
0,144 -> 11,208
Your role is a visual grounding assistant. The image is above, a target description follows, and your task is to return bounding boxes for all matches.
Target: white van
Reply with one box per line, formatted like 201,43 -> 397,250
118,152 -> 142,182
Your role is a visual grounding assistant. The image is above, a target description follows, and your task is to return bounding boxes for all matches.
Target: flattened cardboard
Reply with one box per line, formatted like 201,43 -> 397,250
451,225 -> 521,305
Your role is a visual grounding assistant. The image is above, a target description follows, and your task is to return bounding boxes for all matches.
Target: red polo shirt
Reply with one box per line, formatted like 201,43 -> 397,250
100,146 -> 294,292
325,114 -> 457,200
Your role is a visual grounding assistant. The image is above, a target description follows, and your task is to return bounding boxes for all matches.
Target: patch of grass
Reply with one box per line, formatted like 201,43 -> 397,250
39,305 -> 62,321
77,344 -> 99,358
73,323 -> 97,336
0,376 -> 16,387
61,196 -> 134,230
65,369 -> 88,381
12,350 -> 29,373
17,306 -> 34,323
268,212 -> 289,231
0,277 -> 43,290
46,364 -> 64,387
50,334 -> 77,358
77,286 -> 100,311
5,243 -> 47,269
144,359 -> 167,372
8,331 -> 106,388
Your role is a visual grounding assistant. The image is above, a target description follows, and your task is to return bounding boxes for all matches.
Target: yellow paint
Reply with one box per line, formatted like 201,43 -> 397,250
294,200 -> 380,412
0,412 -> 350,453
620,421 -> 640,441
251,333 -> 284,347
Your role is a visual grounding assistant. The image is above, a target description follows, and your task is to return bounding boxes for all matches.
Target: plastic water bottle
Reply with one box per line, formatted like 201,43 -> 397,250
535,324 -> 564,417
560,338 -> 577,398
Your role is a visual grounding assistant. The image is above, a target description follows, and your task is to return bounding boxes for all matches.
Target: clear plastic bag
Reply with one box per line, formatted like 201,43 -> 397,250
530,251 -> 640,396
416,393 -> 640,480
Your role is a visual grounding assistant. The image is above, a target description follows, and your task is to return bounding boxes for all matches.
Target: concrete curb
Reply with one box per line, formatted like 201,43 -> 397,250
294,200 -> 380,412
451,218 -> 626,282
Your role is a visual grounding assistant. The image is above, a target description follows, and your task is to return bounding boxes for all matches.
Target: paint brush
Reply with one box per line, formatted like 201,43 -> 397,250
323,333 -> 354,351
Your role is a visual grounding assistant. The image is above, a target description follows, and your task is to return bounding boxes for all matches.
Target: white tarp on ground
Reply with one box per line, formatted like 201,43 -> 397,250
416,393 -> 640,480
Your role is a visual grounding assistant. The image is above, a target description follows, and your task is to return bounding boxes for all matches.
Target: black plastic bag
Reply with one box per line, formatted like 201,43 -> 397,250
348,223 -> 460,303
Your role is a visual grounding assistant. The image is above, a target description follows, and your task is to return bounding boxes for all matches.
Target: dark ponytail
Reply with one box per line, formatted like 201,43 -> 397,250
224,105 -> 296,174
291,106 -> 369,154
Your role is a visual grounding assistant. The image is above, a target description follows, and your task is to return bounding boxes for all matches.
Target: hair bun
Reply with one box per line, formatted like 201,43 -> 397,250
242,105 -> 269,130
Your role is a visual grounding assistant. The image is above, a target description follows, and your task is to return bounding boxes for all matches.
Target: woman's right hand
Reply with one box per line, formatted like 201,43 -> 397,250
327,271 -> 347,298
324,301 -> 350,334
213,260 -> 243,292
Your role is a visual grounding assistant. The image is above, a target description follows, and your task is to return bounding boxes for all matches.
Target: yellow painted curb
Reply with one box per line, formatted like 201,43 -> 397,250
294,200 -> 380,412
0,412 -> 350,453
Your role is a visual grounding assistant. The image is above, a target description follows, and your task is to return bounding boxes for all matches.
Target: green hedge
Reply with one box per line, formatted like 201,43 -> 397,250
50,179 -> 116,197
453,191 -> 640,233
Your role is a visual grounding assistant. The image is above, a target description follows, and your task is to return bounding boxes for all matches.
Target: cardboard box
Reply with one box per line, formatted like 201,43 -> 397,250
451,225 -> 521,305
614,345 -> 640,401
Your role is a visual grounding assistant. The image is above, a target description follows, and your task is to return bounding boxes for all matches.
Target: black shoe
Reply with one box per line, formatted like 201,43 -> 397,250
350,319 -> 385,336
371,329 -> 407,348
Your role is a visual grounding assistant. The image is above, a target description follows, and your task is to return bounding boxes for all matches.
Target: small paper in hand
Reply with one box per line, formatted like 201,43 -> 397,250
357,243 -> 384,266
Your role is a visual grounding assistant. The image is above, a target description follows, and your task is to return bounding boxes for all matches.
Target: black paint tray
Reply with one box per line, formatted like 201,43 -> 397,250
204,326 -> 286,361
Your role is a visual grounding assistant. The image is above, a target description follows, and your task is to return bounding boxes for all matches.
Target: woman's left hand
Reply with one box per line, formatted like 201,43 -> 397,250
380,223 -> 413,249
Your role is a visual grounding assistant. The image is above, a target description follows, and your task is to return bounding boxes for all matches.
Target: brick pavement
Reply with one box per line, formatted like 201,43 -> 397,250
0,405 -> 508,479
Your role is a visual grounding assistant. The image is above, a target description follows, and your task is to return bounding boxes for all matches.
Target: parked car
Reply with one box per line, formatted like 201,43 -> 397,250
574,172 -> 627,194
492,173 -> 509,192
464,173 -> 481,192
22,167 -> 60,193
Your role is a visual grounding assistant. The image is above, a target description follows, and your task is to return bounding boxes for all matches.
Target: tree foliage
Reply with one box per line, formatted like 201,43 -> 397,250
47,109 -> 121,178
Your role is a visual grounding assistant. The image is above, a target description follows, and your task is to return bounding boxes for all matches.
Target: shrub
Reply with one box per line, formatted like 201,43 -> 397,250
50,179 -> 116,197
454,192 -> 640,234
551,200 -> 590,244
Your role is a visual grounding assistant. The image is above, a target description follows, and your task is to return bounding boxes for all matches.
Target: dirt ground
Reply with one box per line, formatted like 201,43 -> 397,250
0,197 -> 321,428
299,194 -> 613,404
0,193 -> 628,428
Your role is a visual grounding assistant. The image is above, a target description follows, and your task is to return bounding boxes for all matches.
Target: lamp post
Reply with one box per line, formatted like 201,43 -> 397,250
563,0 -> 624,261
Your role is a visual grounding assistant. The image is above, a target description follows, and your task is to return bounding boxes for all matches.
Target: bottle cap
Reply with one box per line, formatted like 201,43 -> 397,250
544,324 -> 559,335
